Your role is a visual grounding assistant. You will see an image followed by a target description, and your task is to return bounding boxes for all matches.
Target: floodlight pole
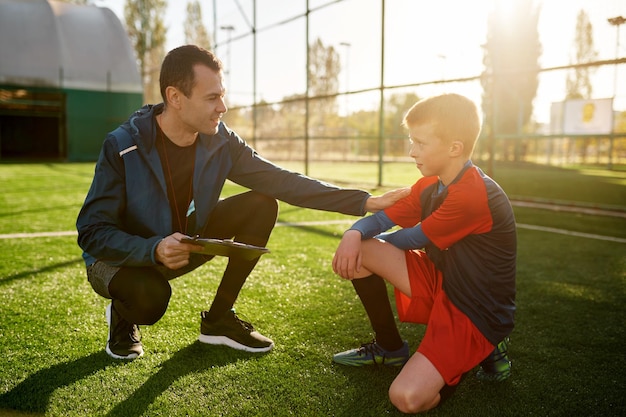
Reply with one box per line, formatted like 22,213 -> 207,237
607,15 -> 624,170
339,42 -> 351,115
377,0 -> 385,187
340,41 -> 352,156
220,25 -> 235,91
339,42 -> 351,93
304,0 -> 310,176
252,0 -> 257,149
608,16 -> 625,98
437,54 -> 447,81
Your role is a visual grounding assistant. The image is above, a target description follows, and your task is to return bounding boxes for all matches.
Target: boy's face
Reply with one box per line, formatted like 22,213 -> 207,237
407,122 -> 450,178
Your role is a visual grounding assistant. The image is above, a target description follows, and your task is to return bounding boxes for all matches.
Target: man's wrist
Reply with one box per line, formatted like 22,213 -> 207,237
151,238 -> 164,265
363,196 -> 377,212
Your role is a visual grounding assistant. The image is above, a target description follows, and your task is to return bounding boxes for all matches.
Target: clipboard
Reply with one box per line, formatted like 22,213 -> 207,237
181,236 -> 270,261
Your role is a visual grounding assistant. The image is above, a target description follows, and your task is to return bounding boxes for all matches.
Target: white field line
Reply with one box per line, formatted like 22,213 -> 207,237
515,223 -> 626,243
0,230 -> 78,239
511,200 -> 626,219
2,220 -> 623,243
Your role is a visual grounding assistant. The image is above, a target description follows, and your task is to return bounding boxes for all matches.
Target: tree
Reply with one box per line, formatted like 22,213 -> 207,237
308,38 -> 340,99
384,92 -> 421,156
306,39 -> 344,160
565,10 -> 599,163
308,38 -> 341,134
124,0 -> 167,104
481,0 -> 542,162
184,1 -> 212,49
566,10 -> 598,99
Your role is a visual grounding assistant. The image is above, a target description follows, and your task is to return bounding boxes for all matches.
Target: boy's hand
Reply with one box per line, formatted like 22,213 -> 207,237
332,230 -> 362,280
364,187 -> 410,212
155,232 -> 203,270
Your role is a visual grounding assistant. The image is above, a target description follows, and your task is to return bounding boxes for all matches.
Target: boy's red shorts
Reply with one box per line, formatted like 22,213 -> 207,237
394,249 -> 494,386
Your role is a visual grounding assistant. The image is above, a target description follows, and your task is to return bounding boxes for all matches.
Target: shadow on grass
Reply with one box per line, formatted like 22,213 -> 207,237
0,351 -> 121,413
0,258 -> 83,286
276,221 -> 341,240
0,343 -> 268,417
105,342 -> 268,417
0,202 -> 80,217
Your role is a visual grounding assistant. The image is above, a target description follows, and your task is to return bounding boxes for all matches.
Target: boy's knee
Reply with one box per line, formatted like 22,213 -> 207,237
389,382 -> 439,414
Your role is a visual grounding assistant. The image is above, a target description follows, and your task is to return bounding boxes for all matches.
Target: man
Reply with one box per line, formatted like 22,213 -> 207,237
76,45 -> 407,360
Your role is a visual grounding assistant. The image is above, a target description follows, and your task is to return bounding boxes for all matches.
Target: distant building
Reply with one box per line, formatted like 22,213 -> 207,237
0,0 -> 142,161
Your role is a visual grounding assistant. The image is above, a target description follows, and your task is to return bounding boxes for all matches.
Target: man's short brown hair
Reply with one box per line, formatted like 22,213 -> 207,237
159,45 -> 223,102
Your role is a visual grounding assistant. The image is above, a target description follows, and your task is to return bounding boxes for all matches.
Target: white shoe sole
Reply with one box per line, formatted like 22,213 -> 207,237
105,344 -> 142,360
198,334 -> 274,353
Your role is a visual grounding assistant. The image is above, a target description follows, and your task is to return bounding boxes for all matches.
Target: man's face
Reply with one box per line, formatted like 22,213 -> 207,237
178,64 -> 227,135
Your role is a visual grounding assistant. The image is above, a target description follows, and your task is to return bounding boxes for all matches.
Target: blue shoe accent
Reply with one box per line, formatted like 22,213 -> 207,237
333,340 -> 409,367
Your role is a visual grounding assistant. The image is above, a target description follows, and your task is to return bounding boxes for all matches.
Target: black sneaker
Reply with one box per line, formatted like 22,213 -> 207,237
198,310 -> 274,353
332,340 -> 410,367
105,302 -> 143,360
476,337 -> 511,381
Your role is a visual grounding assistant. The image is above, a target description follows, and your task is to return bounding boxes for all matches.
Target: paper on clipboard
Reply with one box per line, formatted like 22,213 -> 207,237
181,237 -> 270,261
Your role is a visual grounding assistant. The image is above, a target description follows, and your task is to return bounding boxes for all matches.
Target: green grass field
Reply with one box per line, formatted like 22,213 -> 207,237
0,161 -> 624,416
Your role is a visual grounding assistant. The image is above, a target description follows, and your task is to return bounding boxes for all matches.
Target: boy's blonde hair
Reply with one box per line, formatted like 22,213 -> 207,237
403,93 -> 482,157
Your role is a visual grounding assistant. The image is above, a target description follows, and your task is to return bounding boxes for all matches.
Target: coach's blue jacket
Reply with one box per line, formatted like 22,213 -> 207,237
76,103 -> 369,267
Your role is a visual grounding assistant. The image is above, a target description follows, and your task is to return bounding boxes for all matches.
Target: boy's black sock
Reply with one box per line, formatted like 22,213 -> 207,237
352,274 -> 403,351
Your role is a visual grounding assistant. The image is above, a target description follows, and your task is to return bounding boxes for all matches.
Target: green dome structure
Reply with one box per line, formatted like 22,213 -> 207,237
0,0 -> 143,161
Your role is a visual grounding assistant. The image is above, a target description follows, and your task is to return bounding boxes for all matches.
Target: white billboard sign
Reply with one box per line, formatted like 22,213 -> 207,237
560,98 -> 614,134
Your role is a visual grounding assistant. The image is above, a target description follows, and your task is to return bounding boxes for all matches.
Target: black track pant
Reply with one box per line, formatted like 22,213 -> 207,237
90,191 -> 278,325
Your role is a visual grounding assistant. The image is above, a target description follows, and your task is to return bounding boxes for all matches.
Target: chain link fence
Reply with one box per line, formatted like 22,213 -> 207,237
215,0 -> 625,184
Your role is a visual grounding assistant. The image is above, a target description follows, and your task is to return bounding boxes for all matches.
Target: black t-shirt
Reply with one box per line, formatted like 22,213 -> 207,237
155,124 -> 196,234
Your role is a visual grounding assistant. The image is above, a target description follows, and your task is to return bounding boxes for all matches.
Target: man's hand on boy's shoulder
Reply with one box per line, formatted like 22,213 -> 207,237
364,187 -> 410,213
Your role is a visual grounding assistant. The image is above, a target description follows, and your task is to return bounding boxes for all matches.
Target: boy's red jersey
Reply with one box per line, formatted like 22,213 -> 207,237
385,163 -> 516,345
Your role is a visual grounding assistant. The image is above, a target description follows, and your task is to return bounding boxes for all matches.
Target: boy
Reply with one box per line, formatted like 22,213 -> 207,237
331,93 -> 516,413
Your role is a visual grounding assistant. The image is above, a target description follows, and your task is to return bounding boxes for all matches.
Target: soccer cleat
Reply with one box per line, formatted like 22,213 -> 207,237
105,302 -> 143,360
198,309 -> 274,353
332,340 -> 409,367
476,337 -> 511,382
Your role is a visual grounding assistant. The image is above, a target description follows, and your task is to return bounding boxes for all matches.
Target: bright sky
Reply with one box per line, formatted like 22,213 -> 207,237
96,0 -> 626,124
